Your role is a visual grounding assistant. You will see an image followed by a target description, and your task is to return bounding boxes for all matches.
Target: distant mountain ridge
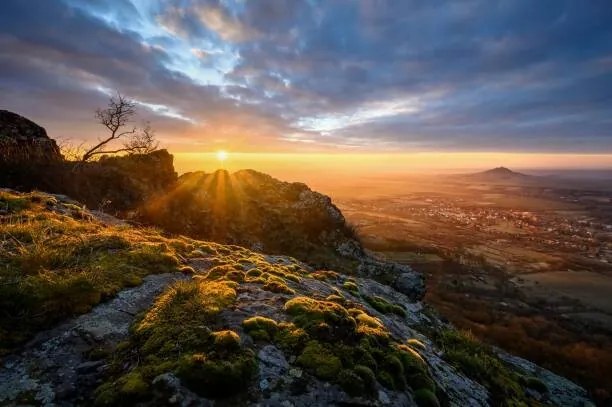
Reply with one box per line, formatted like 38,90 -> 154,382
460,166 -> 534,183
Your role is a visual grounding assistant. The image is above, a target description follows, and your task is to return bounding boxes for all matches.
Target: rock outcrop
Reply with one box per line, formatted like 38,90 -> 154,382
0,110 -> 64,192
0,110 -> 62,163
0,110 -> 177,213
139,169 -> 424,300
68,149 -> 178,212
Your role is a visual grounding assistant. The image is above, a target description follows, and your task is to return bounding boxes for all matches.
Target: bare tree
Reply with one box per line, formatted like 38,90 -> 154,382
82,93 -> 158,161
122,122 -> 159,155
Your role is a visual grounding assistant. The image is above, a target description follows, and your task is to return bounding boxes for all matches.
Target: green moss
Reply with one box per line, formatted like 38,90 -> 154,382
284,296 -> 356,340
396,344 -> 427,376
407,338 -> 427,350
342,280 -> 359,293
338,369 -> 366,396
211,330 -> 241,352
435,329 -> 527,406
325,294 -> 345,304
243,316 -> 278,341
354,311 -> 390,342
245,276 -> 267,284
364,295 -> 406,317
296,340 -> 342,380
94,382 -> 118,406
310,270 -> 339,281
283,273 -> 301,283
94,371 -> 151,406
0,192 -> 31,212
354,365 -> 377,393
225,270 -> 246,282
176,351 -> 257,398
378,354 -> 406,390
122,273 -> 143,287
279,295 -> 439,399
119,372 -> 149,399
245,268 -> 262,277
413,388 -> 441,407
94,279 -> 253,401
263,280 -> 295,295
274,322 -> 309,353
205,264 -> 238,280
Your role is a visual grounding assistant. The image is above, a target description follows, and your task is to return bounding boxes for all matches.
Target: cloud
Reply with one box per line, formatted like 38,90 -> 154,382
0,0 -> 611,153
194,3 -> 257,43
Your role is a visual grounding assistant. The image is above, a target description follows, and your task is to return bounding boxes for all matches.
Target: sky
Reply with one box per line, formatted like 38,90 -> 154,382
1,0 -> 612,173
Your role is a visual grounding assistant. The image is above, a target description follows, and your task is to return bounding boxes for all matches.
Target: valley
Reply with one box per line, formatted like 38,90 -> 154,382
328,170 -> 612,403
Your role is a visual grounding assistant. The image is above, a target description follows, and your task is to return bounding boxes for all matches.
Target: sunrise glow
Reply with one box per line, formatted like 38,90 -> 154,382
216,150 -> 228,162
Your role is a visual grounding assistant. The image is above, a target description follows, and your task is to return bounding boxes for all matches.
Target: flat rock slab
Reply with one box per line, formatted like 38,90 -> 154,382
0,273 -> 186,406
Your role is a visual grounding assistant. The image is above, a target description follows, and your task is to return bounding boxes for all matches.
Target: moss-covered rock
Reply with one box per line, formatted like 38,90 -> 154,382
413,388 -> 441,407
176,351 -> 257,398
243,316 -> 279,341
296,341 -> 342,380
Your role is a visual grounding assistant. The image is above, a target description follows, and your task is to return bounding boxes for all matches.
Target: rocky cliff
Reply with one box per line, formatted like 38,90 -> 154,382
0,190 -> 593,406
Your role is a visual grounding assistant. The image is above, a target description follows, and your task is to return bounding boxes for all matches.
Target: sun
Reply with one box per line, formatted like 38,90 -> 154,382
216,150 -> 228,161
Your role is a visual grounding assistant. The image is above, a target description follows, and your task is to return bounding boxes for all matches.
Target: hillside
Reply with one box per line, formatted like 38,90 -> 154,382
0,110 -> 423,301
0,190 -> 592,406
137,169 -> 424,300
459,167 -> 534,183
140,169 -> 355,267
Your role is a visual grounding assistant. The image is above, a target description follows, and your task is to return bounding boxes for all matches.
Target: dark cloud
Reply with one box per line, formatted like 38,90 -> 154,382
0,0 -> 611,152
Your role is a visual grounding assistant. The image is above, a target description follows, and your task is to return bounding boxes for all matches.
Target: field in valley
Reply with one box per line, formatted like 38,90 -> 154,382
320,172 -> 612,404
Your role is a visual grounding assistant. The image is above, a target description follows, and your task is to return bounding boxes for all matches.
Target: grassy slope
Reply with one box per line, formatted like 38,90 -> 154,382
0,190 -> 196,352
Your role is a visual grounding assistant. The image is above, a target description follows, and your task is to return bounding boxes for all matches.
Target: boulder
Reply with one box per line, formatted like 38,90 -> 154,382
0,110 -> 62,163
